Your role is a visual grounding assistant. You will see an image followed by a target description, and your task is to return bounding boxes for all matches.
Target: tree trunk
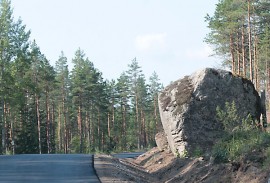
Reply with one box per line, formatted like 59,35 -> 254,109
153,95 -> 158,136
46,89 -> 50,153
230,34 -> 236,73
107,113 -> 110,139
97,108 -> 101,151
1,98 -> 5,154
140,109 -> 146,148
77,105 -> 82,153
248,0 -> 253,81
62,93 -> 67,154
237,32 -> 241,75
36,94 -> 41,154
135,94 -> 140,149
112,96 -> 115,136
242,25 -> 246,78
4,103 -> 8,154
51,103 -> 55,153
102,131 -> 105,152
11,112 -> 15,155
121,101 -> 127,150
254,36 -> 259,90
58,106 -> 62,152
91,105 -> 95,151
87,110 -> 92,151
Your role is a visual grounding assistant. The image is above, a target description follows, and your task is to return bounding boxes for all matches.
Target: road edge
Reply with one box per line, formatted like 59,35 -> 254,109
94,154 -> 137,183
92,155 -> 102,183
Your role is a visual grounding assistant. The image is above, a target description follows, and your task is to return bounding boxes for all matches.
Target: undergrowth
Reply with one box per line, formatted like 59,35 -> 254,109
213,101 -> 270,165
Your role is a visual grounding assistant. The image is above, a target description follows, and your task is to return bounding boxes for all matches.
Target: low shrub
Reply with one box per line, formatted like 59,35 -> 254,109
192,146 -> 203,158
213,101 -> 270,164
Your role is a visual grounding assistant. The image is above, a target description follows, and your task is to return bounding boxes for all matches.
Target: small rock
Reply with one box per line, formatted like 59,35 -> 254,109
155,131 -> 169,152
198,157 -> 204,161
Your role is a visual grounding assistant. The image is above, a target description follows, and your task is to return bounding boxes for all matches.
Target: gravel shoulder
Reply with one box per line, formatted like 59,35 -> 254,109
94,154 -> 156,183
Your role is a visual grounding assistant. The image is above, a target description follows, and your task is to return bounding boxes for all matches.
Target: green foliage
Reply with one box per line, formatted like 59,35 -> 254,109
175,149 -> 189,158
192,146 -> 203,158
213,101 -> 270,164
216,101 -> 239,132
212,142 -> 229,163
175,149 -> 181,158
263,147 -> 270,169
181,149 -> 189,158
70,136 -> 81,154
213,129 -> 270,163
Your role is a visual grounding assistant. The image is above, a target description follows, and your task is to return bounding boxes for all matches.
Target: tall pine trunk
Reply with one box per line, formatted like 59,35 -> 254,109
237,32 -> 241,75
242,25 -> 246,78
35,94 -> 41,154
248,0 -> 253,81
121,102 -> 127,150
51,103 -> 55,153
140,109 -> 146,148
58,106 -> 62,152
230,34 -> 235,73
77,104 -> 82,153
254,36 -> 258,90
46,89 -> 50,153
97,108 -> 101,151
135,94 -> 140,149
107,113 -> 110,139
63,96 -> 67,154
153,95 -> 159,141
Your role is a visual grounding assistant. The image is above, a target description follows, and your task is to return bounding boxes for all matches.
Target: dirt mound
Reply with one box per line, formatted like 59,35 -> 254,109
129,147 -> 270,183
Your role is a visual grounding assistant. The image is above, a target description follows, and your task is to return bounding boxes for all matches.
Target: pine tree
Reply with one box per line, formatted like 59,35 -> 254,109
70,49 -> 86,153
55,51 -> 70,153
0,0 -> 31,154
116,72 -> 130,150
70,48 -> 106,153
205,0 -> 267,87
149,72 -> 162,144
127,58 -> 143,149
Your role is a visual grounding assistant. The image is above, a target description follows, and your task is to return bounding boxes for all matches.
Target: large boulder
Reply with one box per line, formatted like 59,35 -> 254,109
158,68 -> 261,156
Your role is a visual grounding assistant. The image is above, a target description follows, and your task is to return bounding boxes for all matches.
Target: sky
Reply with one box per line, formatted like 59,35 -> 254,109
11,0 -> 220,86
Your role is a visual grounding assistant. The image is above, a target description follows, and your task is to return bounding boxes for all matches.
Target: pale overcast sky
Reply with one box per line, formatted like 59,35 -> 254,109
11,0 -> 219,86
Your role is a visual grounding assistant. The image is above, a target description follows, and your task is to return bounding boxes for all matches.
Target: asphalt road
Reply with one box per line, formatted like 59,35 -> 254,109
0,154 -> 100,183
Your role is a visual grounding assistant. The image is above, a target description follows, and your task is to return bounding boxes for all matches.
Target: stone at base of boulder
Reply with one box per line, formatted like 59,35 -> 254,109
155,131 -> 170,152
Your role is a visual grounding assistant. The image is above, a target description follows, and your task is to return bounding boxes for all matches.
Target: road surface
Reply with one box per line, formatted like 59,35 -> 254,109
0,154 -> 100,183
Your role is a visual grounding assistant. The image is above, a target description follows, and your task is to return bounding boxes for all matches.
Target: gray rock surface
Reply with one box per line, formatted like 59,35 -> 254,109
158,68 -> 261,156
155,131 -> 170,152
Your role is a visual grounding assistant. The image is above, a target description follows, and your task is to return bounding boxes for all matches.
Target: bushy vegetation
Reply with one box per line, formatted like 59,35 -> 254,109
192,146 -> 203,158
213,101 -> 270,164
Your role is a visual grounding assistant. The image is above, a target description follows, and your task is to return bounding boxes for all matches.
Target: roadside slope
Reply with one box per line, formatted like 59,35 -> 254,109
94,147 -> 270,183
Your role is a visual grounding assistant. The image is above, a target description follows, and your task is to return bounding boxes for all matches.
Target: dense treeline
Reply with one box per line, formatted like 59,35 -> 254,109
0,0 -> 163,154
205,0 -> 270,92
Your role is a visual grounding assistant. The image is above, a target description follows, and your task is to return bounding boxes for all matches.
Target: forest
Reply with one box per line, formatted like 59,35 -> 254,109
2,0 -> 270,155
0,0 -> 163,154
205,0 -> 270,92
